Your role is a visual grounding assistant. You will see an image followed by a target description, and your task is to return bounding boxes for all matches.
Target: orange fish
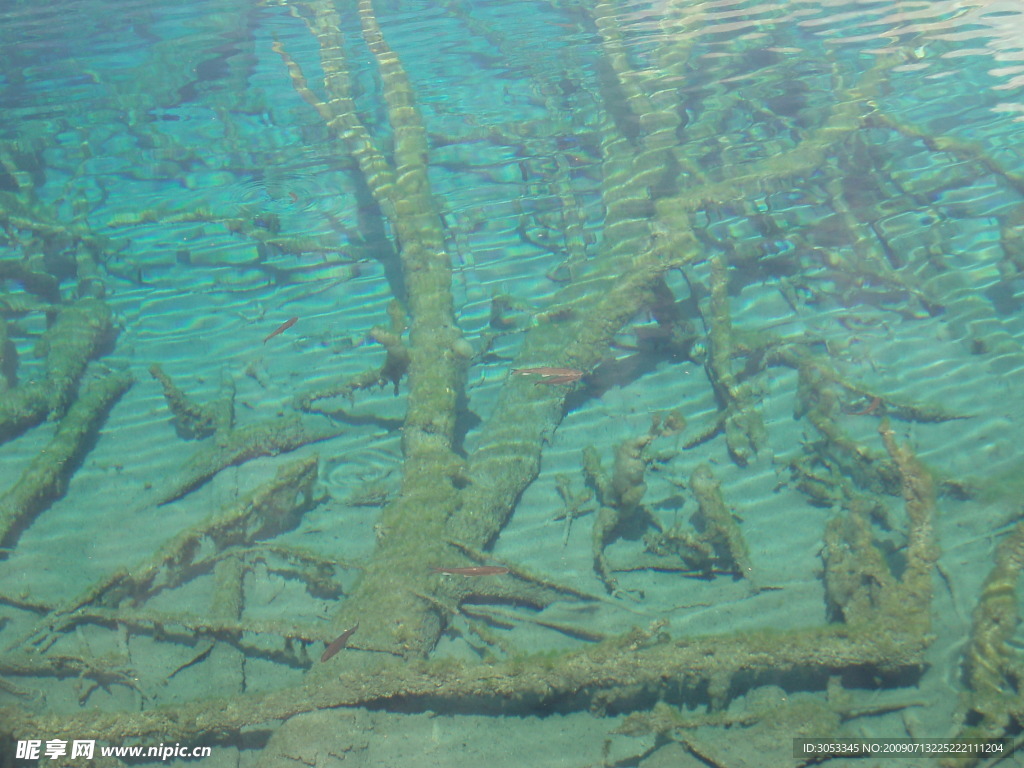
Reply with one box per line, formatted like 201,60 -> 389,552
850,396 -> 882,416
431,565 -> 510,576
263,317 -> 298,344
512,366 -> 585,385
320,621 -> 359,662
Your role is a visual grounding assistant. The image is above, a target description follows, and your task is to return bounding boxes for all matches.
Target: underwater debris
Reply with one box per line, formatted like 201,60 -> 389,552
612,684 -> 928,768
0,369 -> 133,551
146,314 -> 332,492
370,324 -> 411,395
822,509 -> 897,624
819,419 -> 935,628
148,363 -> 231,439
0,298 -> 113,441
0,610 -> 932,742
693,255 -> 767,466
554,472 -> 594,546
295,303 -> 410,411
941,520 -> 1024,766
687,463 -> 754,584
149,415 -> 341,507
586,433 -> 656,593
14,455 -> 320,655
645,463 -> 756,587
488,294 -> 528,330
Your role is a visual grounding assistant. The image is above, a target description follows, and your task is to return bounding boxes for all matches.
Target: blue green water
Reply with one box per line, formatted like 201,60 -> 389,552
2,0 -> 1024,765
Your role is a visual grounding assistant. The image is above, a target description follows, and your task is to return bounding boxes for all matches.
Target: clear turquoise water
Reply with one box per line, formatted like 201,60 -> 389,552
2,0 -> 1024,765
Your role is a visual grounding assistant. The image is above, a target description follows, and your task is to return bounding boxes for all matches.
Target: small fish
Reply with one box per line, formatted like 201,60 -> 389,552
263,316 -> 298,344
563,152 -> 592,166
431,565 -> 510,577
850,396 -> 882,416
512,366 -> 585,385
320,621 -> 359,662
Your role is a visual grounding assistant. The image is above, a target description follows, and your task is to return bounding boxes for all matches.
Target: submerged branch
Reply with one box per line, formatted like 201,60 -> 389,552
0,620 -> 929,742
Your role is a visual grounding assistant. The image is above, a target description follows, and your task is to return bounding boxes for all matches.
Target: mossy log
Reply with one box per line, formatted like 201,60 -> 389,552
0,369 -> 132,550
0,618 -> 930,742
878,419 -> 937,618
585,435 -> 655,593
688,463 -> 755,585
274,0 -> 468,668
148,363 -> 231,439
0,298 -> 113,441
148,415 -> 341,507
701,254 -> 766,465
942,520 -> 1024,766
